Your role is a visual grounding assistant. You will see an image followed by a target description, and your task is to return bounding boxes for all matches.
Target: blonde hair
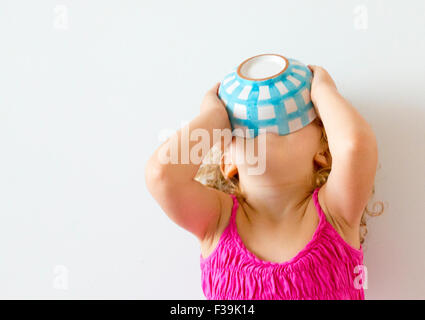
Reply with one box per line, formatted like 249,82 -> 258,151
195,117 -> 384,244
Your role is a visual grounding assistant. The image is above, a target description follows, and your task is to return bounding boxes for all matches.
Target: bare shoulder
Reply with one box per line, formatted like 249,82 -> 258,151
199,190 -> 235,258
316,184 -> 361,249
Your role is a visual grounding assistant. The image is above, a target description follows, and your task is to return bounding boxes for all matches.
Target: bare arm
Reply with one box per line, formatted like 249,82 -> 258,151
145,83 -> 232,241
309,65 -> 378,227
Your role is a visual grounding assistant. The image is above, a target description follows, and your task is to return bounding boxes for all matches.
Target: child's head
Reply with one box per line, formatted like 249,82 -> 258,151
196,116 -> 383,244
221,117 -> 327,193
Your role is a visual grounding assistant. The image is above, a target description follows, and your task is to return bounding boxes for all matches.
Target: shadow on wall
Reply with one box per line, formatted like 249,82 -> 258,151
353,95 -> 425,299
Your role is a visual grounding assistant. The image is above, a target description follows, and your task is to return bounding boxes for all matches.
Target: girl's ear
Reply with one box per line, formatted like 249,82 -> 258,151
220,151 -> 238,179
313,151 -> 329,168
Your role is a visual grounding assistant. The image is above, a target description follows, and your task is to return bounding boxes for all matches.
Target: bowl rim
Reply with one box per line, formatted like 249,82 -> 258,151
236,53 -> 289,81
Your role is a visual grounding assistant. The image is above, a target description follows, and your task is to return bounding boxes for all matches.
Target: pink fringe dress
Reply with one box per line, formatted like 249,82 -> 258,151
200,187 -> 365,300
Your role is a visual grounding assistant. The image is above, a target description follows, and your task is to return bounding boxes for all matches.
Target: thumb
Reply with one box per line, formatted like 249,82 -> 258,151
207,82 -> 221,95
307,64 -> 317,74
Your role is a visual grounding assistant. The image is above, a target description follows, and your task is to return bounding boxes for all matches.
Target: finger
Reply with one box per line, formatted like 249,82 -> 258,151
307,64 -> 317,73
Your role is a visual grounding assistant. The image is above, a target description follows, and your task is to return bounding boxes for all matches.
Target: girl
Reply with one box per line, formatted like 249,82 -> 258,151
145,65 -> 383,300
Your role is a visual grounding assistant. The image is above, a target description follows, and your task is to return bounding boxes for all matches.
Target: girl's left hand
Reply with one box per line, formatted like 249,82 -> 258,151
308,65 -> 338,108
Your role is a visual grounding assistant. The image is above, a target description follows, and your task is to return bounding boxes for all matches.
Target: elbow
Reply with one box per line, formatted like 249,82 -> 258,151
349,131 -> 379,167
145,156 -> 169,196
351,130 -> 378,152
145,153 -> 184,198
340,120 -> 378,151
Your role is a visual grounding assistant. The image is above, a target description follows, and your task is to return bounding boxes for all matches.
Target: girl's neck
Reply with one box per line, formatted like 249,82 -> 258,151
238,178 -> 313,223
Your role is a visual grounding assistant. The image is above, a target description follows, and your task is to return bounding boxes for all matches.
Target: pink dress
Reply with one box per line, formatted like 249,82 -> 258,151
200,187 -> 365,300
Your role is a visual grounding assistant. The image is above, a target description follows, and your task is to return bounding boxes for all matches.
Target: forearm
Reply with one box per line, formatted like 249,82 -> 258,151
148,106 -> 231,182
313,87 -> 376,153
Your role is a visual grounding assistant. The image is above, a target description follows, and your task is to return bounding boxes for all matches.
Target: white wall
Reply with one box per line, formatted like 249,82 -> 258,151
0,0 -> 424,299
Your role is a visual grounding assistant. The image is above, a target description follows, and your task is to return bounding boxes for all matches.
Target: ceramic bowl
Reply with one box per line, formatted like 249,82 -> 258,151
218,53 -> 317,138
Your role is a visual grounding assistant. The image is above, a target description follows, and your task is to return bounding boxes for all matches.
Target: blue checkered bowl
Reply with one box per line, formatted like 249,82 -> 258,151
218,54 -> 317,138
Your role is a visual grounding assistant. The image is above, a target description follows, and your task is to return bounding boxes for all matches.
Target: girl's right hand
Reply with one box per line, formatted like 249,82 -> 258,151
200,82 -> 227,115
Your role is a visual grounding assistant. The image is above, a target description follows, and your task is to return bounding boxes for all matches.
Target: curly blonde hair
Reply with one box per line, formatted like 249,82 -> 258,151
195,117 -> 384,244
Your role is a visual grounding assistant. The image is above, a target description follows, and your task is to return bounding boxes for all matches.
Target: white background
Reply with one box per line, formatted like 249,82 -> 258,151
0,0 -> 424,299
